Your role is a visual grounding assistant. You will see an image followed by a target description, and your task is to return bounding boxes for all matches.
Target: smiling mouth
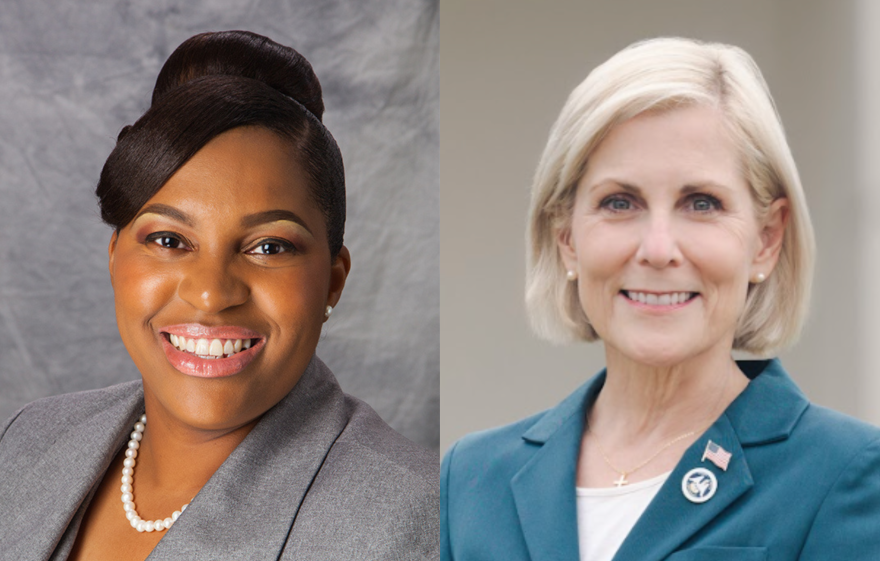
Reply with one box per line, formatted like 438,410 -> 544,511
622,290 -> 699,305
165,333 -> 258,359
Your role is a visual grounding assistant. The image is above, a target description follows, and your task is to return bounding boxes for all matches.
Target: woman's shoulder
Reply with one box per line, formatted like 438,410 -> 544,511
443,375 -> 597,475
441,405 -> 573,491
1,381 -> 143,442
795,401 -> 880,456
334,393 -> 439,484
737,359 -> 880,458
774,402 -> 880,557
754,359 -> 880,453
291,393 -> 439,559
447,410 -> 549,460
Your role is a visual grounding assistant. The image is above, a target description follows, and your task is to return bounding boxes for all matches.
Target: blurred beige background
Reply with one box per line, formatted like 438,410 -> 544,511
441,0 -> 880,452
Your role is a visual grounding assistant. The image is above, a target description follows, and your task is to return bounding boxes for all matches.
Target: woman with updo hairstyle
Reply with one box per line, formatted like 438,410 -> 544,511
0,31 -> 437,561
441,37 -> 880,560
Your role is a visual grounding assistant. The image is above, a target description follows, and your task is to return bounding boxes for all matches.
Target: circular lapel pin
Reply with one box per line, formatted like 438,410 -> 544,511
681,467 -> 717,504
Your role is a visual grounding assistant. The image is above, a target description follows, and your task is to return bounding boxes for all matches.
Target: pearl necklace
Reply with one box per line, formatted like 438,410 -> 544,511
121,414 -> 189,533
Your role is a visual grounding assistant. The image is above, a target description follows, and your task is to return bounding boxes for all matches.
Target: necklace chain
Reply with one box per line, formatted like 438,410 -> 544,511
121,414 -> 189,533
592,364 -> 737,487
593,429 -> 696,487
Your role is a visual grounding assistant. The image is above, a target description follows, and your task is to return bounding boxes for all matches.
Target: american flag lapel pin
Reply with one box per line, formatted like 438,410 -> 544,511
701,440 -> 732,471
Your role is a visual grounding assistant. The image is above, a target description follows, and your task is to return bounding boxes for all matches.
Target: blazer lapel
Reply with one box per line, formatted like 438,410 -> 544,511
510,372 -> 604,561
611,415 -> 752,561
148,356 -> 350,560
612,359 -> 808,561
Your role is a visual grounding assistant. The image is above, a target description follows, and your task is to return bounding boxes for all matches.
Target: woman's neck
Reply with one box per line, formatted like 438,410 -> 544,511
577,345 -> 751,488
589,346 -> 750,444
134,392 -> 261,497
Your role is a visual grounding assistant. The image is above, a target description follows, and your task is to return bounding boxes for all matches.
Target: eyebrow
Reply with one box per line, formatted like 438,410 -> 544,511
241,210 -> 312,235
588,179 -> 732,195
135,204 -> 193,226
586,180 -> 642,196
134,205 -> 312,235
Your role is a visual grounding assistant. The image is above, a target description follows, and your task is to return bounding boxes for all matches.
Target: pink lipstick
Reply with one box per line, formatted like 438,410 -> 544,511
159,324 -> 264,378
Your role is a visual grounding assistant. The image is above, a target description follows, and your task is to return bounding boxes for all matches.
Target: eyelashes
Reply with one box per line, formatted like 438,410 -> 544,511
600,195 -> 635,212
143,232 -> 298,255
598,193 -> 724,214
245,239 -> 296,255
686,194 -> 723,212
145,232 -> 190,250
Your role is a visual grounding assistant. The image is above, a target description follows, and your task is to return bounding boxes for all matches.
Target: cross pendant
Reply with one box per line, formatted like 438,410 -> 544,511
614,474 -> 629,487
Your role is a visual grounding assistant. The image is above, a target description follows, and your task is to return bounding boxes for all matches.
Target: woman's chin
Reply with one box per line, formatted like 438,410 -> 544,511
607,339 -> 706,370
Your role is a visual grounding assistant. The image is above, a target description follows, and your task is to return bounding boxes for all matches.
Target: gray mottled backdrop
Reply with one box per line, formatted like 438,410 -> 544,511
0,0 -> 438,450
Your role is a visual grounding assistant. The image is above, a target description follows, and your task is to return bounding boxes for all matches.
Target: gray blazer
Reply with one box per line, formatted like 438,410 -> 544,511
0,356 -> 439,560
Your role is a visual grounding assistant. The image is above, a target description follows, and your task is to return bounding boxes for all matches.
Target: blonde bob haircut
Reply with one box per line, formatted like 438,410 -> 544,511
526,37 -> 815,355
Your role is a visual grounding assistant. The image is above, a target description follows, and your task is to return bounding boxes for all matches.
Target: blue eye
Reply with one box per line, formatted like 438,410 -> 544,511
688,195 -> 722,212
601,196 -> 635,212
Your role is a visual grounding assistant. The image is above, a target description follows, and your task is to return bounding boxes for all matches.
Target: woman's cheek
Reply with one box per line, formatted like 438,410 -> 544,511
113,251 -> 177,327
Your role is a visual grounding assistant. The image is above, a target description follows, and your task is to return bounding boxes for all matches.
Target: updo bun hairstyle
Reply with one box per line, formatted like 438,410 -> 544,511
96,30 -> 345,257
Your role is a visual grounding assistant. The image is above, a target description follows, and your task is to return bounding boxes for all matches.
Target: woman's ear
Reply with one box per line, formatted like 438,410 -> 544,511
107,231 -> 119,287
556,225 -> 579,275
325,245 -> 351,320
751,198 -> 789,276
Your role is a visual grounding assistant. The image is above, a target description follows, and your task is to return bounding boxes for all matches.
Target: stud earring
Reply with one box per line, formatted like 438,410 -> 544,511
753,273 -> 766,284
566,270 -> 578,281
324,305 -> 333,318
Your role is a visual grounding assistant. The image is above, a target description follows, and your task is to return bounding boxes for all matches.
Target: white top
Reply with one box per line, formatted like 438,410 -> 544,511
576,472 -> 670,561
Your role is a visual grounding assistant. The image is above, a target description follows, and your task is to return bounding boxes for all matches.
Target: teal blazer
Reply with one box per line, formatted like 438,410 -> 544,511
441,360 -> 880,560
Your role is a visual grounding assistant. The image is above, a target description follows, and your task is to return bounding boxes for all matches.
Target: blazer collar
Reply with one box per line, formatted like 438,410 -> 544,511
149,355 -> 348,560
724,359 -> 809,445
511,369 -> 602,561
510,358 -> 809,561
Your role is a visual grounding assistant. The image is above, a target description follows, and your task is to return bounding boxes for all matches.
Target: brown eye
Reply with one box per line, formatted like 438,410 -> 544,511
255,243 -> 283,255
146,233 -> 188,250
247,239 -> 295,255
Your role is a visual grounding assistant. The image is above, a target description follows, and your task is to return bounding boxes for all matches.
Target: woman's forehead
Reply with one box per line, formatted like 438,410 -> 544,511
134,127 -> 324,236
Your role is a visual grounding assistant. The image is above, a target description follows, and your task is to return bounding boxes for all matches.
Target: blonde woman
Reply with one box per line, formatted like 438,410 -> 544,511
441,37 -> 880,560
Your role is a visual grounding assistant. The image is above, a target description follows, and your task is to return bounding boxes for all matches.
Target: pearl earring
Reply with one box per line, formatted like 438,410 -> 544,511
753,273 -> 766,283
566,270 -> 577,281
324,305 -> 333,318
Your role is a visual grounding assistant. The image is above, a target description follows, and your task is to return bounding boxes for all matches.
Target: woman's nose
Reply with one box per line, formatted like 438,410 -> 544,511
635,213 -> 683,268
177,253 -> 249,313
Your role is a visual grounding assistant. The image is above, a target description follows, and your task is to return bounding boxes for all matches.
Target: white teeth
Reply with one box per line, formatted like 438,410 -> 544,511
195,338 -> 210,356
169,335 -> 254,358
626,291 -> 694,305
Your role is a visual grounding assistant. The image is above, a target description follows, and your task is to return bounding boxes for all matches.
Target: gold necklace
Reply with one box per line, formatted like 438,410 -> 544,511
592,429 -> 696,487
592,362 -> 739,487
